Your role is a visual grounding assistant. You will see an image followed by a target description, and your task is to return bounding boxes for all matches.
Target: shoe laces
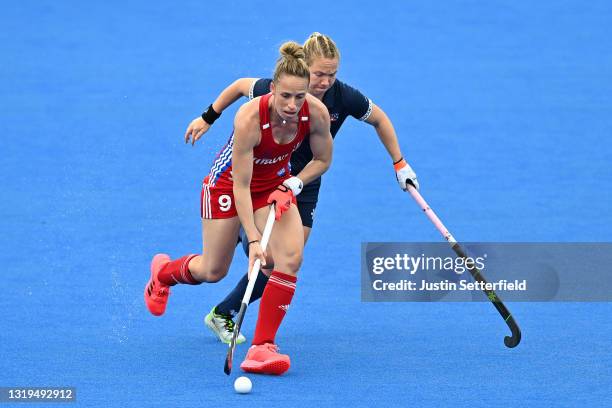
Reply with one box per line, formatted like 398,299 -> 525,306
216,313 -> 236,332
157,286 -> 168,297
263,343 -> 279,353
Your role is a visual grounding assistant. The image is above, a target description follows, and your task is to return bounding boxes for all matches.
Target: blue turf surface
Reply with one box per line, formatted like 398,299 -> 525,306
2,1 -> 611,406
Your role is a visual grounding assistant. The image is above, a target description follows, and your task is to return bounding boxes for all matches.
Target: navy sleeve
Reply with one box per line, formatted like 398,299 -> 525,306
339,81 -> 373,121
249,78 -> 273,99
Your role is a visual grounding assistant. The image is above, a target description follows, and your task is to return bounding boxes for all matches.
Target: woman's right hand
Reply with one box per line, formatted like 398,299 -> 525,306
248,240 -> 267,277
184,116 -> 211,146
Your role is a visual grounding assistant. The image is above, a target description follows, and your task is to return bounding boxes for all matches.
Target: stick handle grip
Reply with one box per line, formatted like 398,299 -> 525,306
407,185 -> 456,243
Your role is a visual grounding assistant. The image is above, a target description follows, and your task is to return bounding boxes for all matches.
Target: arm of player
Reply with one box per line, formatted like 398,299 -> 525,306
185,78 -> 258,145
231,106 -> 267,271
267,104 -> 332,221
293,100 -> 333,186
365,104 -> 419,190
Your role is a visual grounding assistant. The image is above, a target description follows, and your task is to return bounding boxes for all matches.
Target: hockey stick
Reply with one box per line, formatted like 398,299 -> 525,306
224,204 -> 277,375
406,185 -> 521,348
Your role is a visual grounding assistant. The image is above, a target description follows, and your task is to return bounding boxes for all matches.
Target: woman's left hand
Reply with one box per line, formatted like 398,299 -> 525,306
248,240 -> 267,276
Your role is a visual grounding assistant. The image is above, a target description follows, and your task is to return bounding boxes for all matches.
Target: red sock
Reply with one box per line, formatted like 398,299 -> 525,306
251,271 -> 297,345
157,254 -> 200,286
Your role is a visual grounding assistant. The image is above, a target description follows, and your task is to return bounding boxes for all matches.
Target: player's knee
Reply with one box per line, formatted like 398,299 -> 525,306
189,259 -> 228,283
186,257 -> 205,281
281,251 -> 303,274
205,266 -> 229,283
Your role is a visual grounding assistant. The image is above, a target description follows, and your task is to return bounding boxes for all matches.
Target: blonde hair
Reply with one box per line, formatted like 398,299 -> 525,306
303,32 -> 340,65
273,41 -> 310,83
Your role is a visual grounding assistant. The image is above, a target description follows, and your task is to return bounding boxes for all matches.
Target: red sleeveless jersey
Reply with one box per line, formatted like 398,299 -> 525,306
206,93 -> 310,194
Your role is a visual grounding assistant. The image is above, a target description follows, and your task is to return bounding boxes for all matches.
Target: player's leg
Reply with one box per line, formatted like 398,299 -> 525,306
203,223 -> 274,344
243,201 -> 313,308
217,200 -> 314,312
241,204 -> 304,375
145,217 -> 240,316
186,217 -> 242,282
207,201 -> 315,344
145,183 -> 241,316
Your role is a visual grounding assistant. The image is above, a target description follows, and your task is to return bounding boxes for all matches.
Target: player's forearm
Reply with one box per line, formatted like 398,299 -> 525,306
294,157 -> 332,186
233,185 -> 259,242
211,78 -> 253,113
374,119 -> 403,163
368,106 -> 403,163
367,106 -> 420,191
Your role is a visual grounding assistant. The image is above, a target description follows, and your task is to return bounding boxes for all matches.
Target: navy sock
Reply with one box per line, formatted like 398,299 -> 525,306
215,271 -> 270,316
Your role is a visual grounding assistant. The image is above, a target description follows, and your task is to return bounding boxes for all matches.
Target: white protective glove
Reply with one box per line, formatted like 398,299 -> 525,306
282,176 -> 303,196
394,158 -> 419,191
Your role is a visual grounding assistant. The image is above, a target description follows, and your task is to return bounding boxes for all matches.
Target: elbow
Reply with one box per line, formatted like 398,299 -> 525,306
232,183 -> 249,199
322,155 -> 332,174
235,78 -> 251,97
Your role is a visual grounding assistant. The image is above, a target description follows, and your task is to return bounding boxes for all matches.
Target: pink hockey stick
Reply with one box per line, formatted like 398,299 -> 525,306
406,185 -> 521,348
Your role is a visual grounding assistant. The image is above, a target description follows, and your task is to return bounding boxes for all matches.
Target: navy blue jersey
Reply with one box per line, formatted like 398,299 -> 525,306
250,78 -> 372,202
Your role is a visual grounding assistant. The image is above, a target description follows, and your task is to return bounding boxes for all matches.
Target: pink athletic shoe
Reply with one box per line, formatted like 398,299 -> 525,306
240,343 -> 290,375
144,254 -> 171,316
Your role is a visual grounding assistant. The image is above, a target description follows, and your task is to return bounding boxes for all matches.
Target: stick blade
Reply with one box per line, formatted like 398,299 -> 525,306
223,303 -> 247,375
224,333 -> 239,375
504,317 -> 522,348
223,349 -> 233,375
